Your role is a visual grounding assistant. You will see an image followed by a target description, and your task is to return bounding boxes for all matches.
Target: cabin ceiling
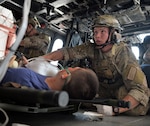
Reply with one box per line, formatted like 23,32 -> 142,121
1,0 -> 150,36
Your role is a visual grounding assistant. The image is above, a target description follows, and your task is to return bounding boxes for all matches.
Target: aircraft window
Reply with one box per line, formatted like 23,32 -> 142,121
51,39 -> 63,65
52,39 -> 63,52
137,33 -> 150,43
131,46 -> 139,60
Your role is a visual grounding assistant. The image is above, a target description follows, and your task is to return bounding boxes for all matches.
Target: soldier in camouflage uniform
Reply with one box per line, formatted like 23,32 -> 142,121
17,18 -> 50,59
42,15 -> 150,116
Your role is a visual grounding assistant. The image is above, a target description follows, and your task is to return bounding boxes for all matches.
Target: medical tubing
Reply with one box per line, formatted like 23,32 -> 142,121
0,108 -> 9,126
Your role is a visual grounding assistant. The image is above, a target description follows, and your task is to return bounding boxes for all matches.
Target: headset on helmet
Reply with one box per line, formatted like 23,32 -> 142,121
16,16 -> 41,29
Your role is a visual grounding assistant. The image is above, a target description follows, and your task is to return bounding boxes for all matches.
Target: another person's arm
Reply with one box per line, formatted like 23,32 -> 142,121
43,42 -> 94,61
117,95 -> 139,114
43,50 -> 64,61
116,44 -> 149,114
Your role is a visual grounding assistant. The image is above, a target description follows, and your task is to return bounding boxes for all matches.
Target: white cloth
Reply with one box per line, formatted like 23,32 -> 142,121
25,57 -> 59,76
94,104 -> 113,116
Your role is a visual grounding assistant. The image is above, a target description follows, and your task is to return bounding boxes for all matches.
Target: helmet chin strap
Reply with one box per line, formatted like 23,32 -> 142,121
95,41 -> 112,49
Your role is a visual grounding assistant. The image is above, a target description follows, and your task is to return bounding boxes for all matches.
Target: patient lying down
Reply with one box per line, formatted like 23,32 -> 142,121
0,67 -> 99,100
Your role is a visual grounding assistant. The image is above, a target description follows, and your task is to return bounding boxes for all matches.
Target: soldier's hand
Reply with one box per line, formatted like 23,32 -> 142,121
22,56 -> 28,65
18,56 -> 28,67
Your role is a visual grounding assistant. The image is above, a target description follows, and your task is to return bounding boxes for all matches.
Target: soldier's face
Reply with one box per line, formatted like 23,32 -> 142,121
26,24 -> 37,36
93,27 -> 109,46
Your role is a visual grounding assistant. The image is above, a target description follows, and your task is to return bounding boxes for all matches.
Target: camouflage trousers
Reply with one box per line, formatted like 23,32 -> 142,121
98,85 -> 150,116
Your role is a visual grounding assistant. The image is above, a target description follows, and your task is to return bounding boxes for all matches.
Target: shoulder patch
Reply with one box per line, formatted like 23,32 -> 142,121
127,67 -> 136,80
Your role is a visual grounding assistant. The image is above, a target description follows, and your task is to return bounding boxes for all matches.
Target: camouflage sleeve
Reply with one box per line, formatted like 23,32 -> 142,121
114,42 -> 149,106
60,42 -> 94,61
21,37 -> 32,47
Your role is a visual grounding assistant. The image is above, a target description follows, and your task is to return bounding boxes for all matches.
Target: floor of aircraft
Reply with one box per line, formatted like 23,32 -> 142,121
4,110 -> 150,126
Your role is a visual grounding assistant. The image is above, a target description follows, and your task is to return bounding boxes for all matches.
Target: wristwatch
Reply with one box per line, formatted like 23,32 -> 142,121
112,107 -> 119,116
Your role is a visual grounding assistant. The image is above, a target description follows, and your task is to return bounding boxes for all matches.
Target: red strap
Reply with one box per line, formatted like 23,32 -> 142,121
0,24 -> 16,33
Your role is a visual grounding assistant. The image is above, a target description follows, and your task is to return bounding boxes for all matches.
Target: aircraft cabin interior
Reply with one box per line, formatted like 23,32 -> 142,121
0,0 -> 150,126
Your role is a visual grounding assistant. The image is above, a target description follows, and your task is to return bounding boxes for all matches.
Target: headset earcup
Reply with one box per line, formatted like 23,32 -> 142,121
111,31 -> 117,42
111,31 -> 122,43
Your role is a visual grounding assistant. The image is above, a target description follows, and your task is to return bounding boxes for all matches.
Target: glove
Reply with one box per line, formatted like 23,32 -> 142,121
8,55 -> 18,68
93,104 -> 113,116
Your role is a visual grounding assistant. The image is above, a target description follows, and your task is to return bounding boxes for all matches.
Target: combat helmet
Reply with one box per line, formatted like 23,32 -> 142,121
16,17 -> 41,29
28,17 -> 41,28
92,15 -> 122,32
